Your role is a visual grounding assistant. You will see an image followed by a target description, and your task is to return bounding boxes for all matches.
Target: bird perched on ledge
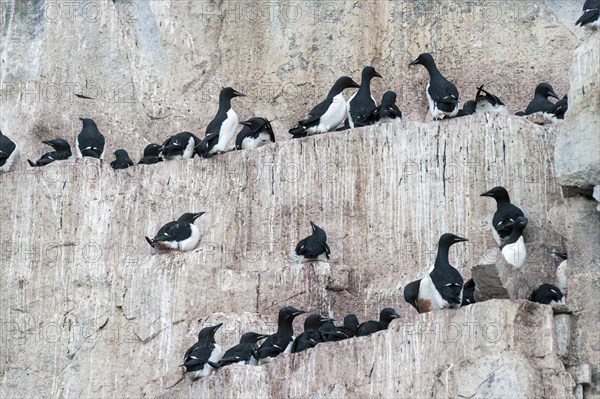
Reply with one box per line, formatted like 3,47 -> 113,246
145,212 -> 206,252
27,138 -> 72,167
409,53 -> 459,120
294,221 -> 331,263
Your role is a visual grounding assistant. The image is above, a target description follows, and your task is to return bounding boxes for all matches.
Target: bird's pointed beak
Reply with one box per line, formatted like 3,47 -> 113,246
256,334 -> 269,340
192,212 -> 206,220
234,90 -> 246,97
309,221 -> 317,232
549,91 -> 560,100
239,120 -> 251,127
351,80 -> 360,88
42,140 -> 53,145
480,190 -> 493,197
212,323 -> 223,332
79,117 -> 85,121
454,236 -> 469,243
293,310 -> 306,317
409,58 -> 419,66
391,312 -> 400,319
374,71 -> 382,79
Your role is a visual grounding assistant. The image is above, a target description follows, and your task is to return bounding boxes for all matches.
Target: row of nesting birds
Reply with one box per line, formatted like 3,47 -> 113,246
0,53 -> 570,174
180,186 -> 567,380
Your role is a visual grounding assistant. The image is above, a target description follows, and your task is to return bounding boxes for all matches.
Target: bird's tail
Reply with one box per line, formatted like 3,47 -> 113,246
27,159 -> 37,167
207,361 -> 222,369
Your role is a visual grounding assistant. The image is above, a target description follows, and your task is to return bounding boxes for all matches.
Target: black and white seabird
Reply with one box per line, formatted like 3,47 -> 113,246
294,221 -> 331,263
161,132 -> 201,160
553,252 -> 568,296
345,66 -> 382,128
500,216 -> 528,269
544,95 -> 568,123
182,323 -> 223,380
373,91 -> 403,125
208,332 -> 268,369
481,186 -> 526,245
256,306 -> 305,365
110,149 -> 134,170
529,284 -> 565,305
27,138 -> 72,167
355,308 -> 400,337
291,314 -> 333,353
576,0 -> 600,29
409,53 -> 459,120
76,118 -> 105,159
145,212 -> 205,252
0,131 -> 18,173
289,76 -> 360,137
322,314 -> 359,342
235,117 -> 275,150
454,100 -> 476,117
198,87 -> 245,157
475,85 -> 507,114
517,83 -> 560,116
461,278 -> 477,307
405,234 -> 467,313
138,143 -> 163,164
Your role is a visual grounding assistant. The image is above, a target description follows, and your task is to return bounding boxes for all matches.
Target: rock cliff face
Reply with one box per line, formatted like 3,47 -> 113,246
1,1 -> 598,398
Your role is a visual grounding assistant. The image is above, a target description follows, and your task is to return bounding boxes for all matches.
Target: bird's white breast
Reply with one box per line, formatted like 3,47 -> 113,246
501,236 -> 526,268
318,94 -> 348,133
178,224 -> 201,252
212,109 -> 238,153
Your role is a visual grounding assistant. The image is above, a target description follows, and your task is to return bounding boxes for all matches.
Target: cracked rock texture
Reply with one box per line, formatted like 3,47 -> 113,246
0,1 -> 596,398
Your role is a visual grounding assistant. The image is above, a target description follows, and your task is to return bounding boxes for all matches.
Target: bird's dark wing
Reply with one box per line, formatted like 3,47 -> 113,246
206,113 -> 227,136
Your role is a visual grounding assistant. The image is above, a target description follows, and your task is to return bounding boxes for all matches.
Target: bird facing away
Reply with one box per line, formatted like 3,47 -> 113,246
322,314 -> 360,342
256,306 -> 305,365
500,216 -> 528,269
576,0 -> 600,29
519,83 -> 560,115
410,234 -> 467,313
235,117 -> 275,150
475,85 -> 507,114
161,132 -> 202,160
345,66 -> 382,128
455,100 -> 476,117
199,87 -> 245,156
294,221 -> 331,263
76,118 -> 105,159
182,323 -> 223,380
138,143 -> 163,164
27,138 -> 72,167
544,95 -> 568,123
355,308 -> 400,337
289,76 -> 360,137
145,212 -> 206,252
481,186 -> 526,245
0,130 -> 18,173
461,278 -> 477,307
409,53 -> 459,120
110,149 -> 134,170
373,91 -> 403,125
529,284 -> 565,305
291,314 -> 334,353
208,332 -> 269,369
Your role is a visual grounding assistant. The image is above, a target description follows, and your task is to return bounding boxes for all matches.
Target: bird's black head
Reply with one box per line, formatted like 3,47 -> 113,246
335,75 -> 361,90
79,118 -> 97,128
309,221 -> 327,239
480,186 -> 511,202
534,83 -> 559,100
409,53 -> 434,67
362,66 -> 382,81
43,138 -> 71,151
279,306 -> 306,322
343,314 -> 359,330
239,117 -> 270,132
239,331 -> 269,344
114,149 -> 130,159
178,212 -> 206,223
303,314 -> 334,329
462,100 -> 476,115
381,91 -> 397,105
144,143 -> 163,157
438,233 -> 468,248
379,307 -> 400,323
220,87 -> 246,100
197,323 -> 223,341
